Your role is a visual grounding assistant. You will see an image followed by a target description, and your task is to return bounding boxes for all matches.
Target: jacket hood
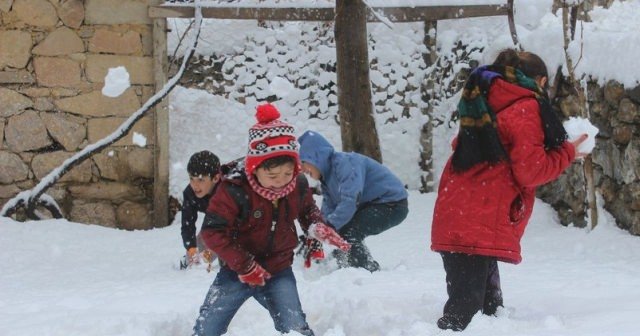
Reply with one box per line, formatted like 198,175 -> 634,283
298,130 -> 334,178
488,78 -> 536,113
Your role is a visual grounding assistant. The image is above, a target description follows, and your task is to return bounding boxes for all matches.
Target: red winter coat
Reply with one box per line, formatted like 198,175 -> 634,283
201,175 -> 323,275
431,79 -> 576,264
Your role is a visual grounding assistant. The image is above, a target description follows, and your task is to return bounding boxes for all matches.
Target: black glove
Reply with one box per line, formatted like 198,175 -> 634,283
296,235 -> 325,268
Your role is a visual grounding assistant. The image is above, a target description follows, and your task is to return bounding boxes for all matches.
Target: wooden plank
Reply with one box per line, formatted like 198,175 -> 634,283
152,0 -> 170,229
149,4 -> 509,22
149,5 -> 335,20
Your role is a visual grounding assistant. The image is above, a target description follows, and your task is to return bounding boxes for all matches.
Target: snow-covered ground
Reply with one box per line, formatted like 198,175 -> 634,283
2,193 -> 640,336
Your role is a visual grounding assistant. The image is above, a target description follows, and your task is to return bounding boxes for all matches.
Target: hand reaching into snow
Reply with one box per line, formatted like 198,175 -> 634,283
309,223 -> 351,252
569,134 -> 589,159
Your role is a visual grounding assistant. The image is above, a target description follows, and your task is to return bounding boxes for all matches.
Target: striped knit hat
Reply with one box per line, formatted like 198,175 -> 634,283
244,103 -> 300,176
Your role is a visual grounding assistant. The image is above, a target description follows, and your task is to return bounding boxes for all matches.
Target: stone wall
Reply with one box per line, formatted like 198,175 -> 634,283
538,80 -> 640,235
0,0 -> 158,229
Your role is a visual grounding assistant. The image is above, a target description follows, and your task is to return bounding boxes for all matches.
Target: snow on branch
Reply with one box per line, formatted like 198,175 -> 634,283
1,1 -> 205,220
362,0 -> 395,29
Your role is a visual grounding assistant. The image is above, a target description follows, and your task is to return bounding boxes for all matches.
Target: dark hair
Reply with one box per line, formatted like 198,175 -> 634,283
493,49 -> 548,79
258,155 -> 296,170
187,150 -> 220,177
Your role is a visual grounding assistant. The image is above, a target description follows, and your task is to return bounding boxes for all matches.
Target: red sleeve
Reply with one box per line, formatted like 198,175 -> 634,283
200,184 -> 254,274
297,184 -> 325,232
502,99 -> 576,188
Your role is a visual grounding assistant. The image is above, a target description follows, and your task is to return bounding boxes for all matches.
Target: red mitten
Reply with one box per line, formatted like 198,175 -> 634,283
303,238 -> 325,268
309,223 -> 351,252
238,262 -> 272,287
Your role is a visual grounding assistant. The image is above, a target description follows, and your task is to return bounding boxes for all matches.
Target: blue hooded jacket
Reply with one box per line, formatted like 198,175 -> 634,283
298,130 -> 408,231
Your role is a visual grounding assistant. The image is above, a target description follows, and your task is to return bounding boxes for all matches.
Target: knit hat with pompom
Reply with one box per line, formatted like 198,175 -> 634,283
244,103 -> 300,176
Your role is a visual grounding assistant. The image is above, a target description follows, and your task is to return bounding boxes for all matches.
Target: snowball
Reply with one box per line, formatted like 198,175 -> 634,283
102,66 -> 130,98
563,117 -> 599,154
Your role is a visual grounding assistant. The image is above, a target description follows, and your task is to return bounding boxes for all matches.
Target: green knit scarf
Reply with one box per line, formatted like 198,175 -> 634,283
451,65 -> 567,172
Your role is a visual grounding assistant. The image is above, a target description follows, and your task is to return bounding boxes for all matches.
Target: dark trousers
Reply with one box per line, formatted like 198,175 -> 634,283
439,252 -> 503,331
336,199 -> 408,271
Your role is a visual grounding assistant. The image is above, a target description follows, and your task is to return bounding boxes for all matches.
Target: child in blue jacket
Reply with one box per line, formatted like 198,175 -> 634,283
298,130 -> 409,272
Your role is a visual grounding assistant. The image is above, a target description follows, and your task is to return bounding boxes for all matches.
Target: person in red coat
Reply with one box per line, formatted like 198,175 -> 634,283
431,49 -> 589,331
192,103 -> 350,336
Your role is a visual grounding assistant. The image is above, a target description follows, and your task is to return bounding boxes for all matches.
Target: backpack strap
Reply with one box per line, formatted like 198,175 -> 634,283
224,182 -> 249,223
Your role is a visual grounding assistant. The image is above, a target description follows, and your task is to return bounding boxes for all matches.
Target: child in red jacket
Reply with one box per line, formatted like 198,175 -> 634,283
431,49 -> 589,331
192,103 -> 350,336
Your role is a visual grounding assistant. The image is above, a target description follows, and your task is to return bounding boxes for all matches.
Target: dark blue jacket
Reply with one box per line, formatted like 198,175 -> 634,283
181,185 -> 215,249
298,130 -> 407,230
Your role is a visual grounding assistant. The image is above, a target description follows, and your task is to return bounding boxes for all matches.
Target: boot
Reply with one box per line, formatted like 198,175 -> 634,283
346,241 -> 380,272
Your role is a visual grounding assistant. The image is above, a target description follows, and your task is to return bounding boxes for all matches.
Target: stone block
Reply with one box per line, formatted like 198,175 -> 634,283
126,147 -> 154,178
33,97 -> 54,111
68,182 -> 145,202
13,0 -> 58,27
41,112 -> 86,151
31,150 -> 93,183
604,80 -> 625,107
85,0 -> 151,25
55,89 -> 140,117
33,27 -> 84,56
618,98 -> 639,123
70,200 -> 117,228
87,116 -> 154,147
0,150 -> 29,183
116,201 -> 152,230
33,57 -> 82,88
86,54 -> 154,85
93,150 -> 128,181
0,29 -> 32,69
20,87 -> 51,98
5,110 -> 52,152
89,29 -> 142,55
53,0 -> 84,29
0,0 -> 12,13
0,87 -> 33,117
0,70 -> 35,84
0,183 -> 21,198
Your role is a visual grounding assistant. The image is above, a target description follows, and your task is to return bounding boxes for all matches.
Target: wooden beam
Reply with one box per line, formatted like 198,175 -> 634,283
149,5 -> 335,20
149,4 -> 509,22
152,0 -> 170,229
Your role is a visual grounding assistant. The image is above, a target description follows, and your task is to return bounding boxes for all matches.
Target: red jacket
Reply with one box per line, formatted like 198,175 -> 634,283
201,175 -> 323,275
431,79 -> 576,264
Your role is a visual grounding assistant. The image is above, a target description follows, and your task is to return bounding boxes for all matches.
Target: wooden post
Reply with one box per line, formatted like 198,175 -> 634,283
335,0 -> 382,162
152,0 -> 170,228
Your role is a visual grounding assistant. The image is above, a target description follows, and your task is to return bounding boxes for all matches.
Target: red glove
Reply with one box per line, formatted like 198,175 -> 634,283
238,261 -> 272,287
309,223 -> 351,252
303,238 -> 325,268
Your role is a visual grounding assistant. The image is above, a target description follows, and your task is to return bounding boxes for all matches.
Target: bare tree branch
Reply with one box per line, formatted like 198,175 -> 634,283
561,1 -> 598,230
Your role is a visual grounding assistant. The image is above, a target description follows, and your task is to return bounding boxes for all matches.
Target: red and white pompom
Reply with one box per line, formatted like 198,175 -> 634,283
256,103 -> 281,124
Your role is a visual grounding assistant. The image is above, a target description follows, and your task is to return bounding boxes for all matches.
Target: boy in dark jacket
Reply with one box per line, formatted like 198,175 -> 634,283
180,150 -> 220,269
192,103 -> 350,336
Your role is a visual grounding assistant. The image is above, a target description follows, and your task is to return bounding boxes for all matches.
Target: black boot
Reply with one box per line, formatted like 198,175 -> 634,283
437,315 -> 466,331
347,241 -> 380,272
